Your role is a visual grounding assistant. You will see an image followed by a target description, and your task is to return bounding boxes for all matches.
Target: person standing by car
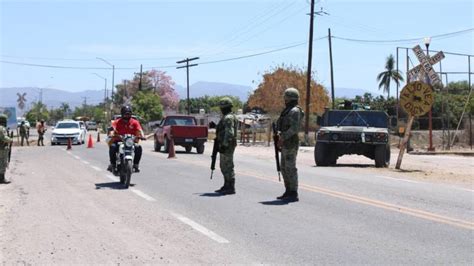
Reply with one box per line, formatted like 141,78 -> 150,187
107,106 -> 145,173
0,114 -> 12,184
214,97 -> 239,195
19,121 -> 29,146
36,119 -> 46,146
276,88 -> 304,202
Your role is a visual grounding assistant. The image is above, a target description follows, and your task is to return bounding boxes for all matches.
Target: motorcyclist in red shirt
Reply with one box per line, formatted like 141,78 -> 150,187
107,105 -> 145,173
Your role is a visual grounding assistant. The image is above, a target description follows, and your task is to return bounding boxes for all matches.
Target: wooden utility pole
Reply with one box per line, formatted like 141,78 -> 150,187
176,57 -> 199,115
304,3 -> 328,145
328,28 -> 335,109
303,0 -> 315,145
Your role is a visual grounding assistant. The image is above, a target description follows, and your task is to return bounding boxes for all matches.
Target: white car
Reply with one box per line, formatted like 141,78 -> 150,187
51,120 -> 87,145
85,121 -> 98,131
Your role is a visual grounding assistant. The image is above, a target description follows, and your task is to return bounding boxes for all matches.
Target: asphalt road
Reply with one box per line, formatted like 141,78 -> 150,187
1,133 -> 472,264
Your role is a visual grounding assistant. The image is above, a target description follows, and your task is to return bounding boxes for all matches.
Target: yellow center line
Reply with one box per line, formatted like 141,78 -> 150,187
155,152 -> 474,230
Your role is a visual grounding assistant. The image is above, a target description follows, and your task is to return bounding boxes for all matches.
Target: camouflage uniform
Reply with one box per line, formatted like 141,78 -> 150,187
0,115 -> 12,183
19,121 -> 29,146
215,97 -> 239,195
277,88 -> 304,201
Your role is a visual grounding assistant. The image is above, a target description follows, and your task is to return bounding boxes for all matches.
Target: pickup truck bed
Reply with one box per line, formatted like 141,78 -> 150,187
154,116 -> 208,154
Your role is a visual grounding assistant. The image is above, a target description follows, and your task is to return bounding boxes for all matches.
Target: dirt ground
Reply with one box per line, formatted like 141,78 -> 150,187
234,142 -> 473,188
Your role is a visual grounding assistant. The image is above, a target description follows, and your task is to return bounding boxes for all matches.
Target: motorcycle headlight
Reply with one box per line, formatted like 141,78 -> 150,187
125,138 -> 134,147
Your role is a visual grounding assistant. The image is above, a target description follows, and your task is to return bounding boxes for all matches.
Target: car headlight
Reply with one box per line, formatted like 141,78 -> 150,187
125,138 -> 134,147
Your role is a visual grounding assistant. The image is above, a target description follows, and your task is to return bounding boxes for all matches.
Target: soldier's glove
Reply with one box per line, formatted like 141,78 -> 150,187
277,136 -> 283,150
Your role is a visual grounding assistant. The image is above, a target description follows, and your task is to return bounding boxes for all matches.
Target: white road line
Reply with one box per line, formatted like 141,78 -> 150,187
171,212 -> 230,244
81,160 -> 90,165
131,189 -> 157,202
377,175 -> 421,184
91,166 -> 102,172
73,155 -> 81,160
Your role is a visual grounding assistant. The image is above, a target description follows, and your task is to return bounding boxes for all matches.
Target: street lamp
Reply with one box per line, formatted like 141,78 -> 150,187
92,73 -> 108,121
424,37 -> 435,151
96,57 -> 115,104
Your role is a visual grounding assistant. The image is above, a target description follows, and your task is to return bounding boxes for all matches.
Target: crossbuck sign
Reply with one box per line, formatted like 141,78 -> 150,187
408,45 -> 444,85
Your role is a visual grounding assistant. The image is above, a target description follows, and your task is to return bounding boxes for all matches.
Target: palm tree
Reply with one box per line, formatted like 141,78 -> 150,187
377,54 -> 404,98
60,102 -> 71,118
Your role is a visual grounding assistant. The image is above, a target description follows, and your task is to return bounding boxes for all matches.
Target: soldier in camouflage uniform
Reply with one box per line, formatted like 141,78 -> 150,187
19,121 -> 29,146
0,114 -> 13,184
214,97 -> 239,195
276,88 -> 304,202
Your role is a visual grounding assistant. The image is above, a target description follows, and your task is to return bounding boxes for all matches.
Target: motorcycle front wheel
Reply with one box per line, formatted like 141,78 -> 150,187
124,160 -> 133,189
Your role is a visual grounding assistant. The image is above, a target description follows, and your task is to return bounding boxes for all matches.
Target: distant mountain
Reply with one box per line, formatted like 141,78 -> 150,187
334,87 -> 381,99
174,81 -> 253,101
1,84 -> 380,116
0,87 -> 105,115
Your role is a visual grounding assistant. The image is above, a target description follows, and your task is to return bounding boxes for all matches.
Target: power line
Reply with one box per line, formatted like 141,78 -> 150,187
1,28 -> 471,70
195,0 -> 300,57
0,60 -> 125,70
0,54 -> 183,62
198,41 -> 311,65
332,28 -> 473,43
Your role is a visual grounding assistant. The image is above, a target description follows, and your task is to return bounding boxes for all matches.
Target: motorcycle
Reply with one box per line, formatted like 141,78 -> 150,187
115,134 -> 136,188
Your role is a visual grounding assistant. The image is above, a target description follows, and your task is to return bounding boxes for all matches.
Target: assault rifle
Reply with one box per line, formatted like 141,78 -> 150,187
210,137 -> 219,179
272,122 -> 281,182
7,130 -> 13,166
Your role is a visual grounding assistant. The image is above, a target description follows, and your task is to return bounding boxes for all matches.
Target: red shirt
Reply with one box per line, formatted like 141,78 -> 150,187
111,118 -> 143,142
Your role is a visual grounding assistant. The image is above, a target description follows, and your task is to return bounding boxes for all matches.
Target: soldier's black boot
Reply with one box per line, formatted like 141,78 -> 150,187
0,174 -> 10,184
221,180 -> 235,195
277,188 -> 290,200
284,191 -> 299,202
215,181 -> 228,193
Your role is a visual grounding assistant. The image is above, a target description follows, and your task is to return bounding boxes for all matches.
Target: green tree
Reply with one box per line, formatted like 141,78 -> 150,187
376,54 -> 404,98
131,90 -> 163,122
430,81 -> 473,129
60,102 -> 71,119
178,95 -> 243,114
25,101 -> 49,122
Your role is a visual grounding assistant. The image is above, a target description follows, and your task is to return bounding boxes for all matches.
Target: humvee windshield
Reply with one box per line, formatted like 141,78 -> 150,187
323,111 -> 388,128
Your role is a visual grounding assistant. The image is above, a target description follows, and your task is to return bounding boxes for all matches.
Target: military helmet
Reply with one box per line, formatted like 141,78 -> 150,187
0,114 -> 7,126
218,97 -> 233,108
284,87 -> 300,100
121,105 -> 133,116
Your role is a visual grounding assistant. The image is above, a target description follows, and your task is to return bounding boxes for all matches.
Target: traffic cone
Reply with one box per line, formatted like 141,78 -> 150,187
67,138 -> 72,150
167,137 -> 176,159
87,134 -> 94,148
97,131 -> 100,142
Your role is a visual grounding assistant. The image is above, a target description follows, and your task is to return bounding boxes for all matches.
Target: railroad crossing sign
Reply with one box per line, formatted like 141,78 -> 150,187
408,45 -> 444,85
400,81 -> 434,117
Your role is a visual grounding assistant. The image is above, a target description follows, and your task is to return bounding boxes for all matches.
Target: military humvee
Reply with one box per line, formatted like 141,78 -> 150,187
314,110 -> 390,168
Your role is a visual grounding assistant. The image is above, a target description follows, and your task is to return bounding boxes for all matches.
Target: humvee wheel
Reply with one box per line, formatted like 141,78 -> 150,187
375,144 -> 390,168
315,142 -> 330,166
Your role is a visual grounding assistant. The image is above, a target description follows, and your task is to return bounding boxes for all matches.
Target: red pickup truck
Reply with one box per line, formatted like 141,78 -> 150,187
154,115 -> 208,154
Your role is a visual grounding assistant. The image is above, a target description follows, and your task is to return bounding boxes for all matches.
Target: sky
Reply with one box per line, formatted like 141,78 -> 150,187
1,0 -> 473,101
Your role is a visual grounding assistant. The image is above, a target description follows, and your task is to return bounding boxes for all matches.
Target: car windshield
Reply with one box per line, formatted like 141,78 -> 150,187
165,117 -> 194,126
324,111 -> 388,128
56,122 -> 79,129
